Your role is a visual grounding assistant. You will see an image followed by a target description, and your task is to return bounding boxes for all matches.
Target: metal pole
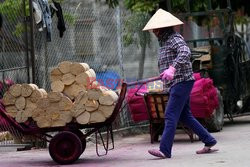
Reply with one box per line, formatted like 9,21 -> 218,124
166,0 -> 172,12
29,0 -> 36,84
23,0 -> 30,83
44,40 -> 49,89
187,0 -> 190,12
208,0 -> 212,10
207,0 -> 212,43
227,0 -> 232,9
116,6 -> 126,127
116,6 -> 125,79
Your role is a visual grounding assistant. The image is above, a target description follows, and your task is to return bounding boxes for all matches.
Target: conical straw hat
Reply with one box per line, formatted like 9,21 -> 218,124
143,9 -> 183,31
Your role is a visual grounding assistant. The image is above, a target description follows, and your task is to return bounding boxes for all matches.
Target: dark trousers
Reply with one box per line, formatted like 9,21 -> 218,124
159,80 -> 216,157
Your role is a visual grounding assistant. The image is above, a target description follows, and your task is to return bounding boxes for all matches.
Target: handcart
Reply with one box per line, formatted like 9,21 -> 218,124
0,76 -> 161,165
127,81 -> 195,144
143,92 -> 195,143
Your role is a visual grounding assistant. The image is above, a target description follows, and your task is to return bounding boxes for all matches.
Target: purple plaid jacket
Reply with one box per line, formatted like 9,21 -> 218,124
158,32 -> 194,91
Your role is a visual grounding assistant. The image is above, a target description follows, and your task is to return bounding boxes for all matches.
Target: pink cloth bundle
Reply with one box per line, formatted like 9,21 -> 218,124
190,73 -> 219,118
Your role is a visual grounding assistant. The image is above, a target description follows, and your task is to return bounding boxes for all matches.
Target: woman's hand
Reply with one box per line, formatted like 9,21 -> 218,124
160,66 -> 176,80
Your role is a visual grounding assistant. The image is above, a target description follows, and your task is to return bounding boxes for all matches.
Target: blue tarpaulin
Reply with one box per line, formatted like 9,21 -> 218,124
96,70 -> 121,90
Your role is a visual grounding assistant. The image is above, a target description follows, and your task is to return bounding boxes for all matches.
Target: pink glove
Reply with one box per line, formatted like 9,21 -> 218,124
160,66 -> 176,80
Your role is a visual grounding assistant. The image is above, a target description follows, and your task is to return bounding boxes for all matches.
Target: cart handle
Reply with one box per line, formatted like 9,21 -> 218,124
126,76 -> 162,87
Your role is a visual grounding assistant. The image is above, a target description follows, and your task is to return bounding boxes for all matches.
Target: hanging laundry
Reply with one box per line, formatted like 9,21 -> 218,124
32,0 -> 43,31
33,0 -> 52,42
50,0 -> 66,38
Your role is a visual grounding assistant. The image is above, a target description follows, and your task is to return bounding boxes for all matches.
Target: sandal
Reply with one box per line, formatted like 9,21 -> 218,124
148,149 -> 167,158
196,147 -> 219,154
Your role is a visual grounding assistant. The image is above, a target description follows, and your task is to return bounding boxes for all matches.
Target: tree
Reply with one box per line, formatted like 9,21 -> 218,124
106,0 -> 250,21
122,1 -> 160,79
106,0 -> 249,79
123,13 -> 151,79
110,0 -> 161,79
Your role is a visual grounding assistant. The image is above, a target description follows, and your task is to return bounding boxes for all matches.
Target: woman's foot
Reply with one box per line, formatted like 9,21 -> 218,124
196,147 -> 219,154
196,142 -> 218,154
148,149 -> 167,158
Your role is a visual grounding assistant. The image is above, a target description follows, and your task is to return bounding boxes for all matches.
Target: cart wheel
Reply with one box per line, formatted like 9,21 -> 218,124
49,131 -> 82,165
71,130 -> 87,153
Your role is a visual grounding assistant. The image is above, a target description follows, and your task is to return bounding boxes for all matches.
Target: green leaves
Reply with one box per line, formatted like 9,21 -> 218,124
64,12 -> 75,25
49,0 -> 64,3
171,0 -> 187,13
123,12 -> 151,48
190,0 -> 208,12
106,0 -> 119,8
235,15 -> 249,25
101,0 -> 159,13
123,32 -> 133,47
0,0 -> 23,22
96,0 -> 119,8
13,22 -> 25,37
124,0 -> 160,13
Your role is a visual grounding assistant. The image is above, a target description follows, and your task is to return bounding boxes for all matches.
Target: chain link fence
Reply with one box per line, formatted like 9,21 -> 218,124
35,0 -> 123,88
33,0 -> 159,129
0,0 -> 31,149
0,0 -> 160,149
0,0 -> 30,98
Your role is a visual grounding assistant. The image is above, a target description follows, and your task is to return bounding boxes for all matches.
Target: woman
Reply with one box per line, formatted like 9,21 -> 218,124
143,9 -> 218,158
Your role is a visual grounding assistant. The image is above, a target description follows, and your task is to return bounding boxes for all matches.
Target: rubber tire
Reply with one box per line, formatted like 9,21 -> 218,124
49,131 -> 82,165
205,88 -> 224,132
71,130 -> 87,153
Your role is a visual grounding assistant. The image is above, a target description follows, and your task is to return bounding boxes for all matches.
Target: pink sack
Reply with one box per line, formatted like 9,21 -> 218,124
126,85 -> 149,122
0,100 -> 11,129
193,73 -> 202,80
190,73 -> 219,118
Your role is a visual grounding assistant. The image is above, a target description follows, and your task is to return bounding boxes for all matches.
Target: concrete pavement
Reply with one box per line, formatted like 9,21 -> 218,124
1,116 -> 250,167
